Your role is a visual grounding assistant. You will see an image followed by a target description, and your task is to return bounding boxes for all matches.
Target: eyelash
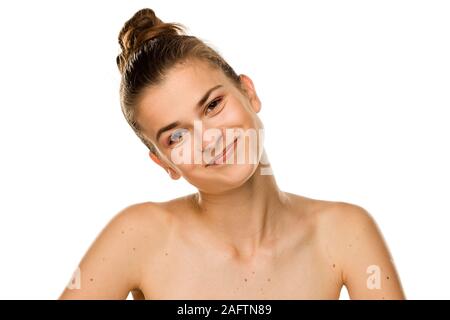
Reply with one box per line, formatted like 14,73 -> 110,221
204,97 -> 223,115
167,128 -> 189,146
166,97 -> 224,146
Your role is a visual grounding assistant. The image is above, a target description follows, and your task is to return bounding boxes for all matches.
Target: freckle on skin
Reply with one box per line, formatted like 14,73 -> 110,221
165,252 -> 168,256
132,247 -> 136,251
90,278 -> 94,282
121,230 -> 124,234
333,264 -> 336,268
244,278 -> 247,282
387,276 -> 390,280
267,278 -> 271,282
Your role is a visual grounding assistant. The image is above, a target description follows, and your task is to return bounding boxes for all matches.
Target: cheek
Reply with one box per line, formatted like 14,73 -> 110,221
219,101 -> 255,127
162,135 -> 195,166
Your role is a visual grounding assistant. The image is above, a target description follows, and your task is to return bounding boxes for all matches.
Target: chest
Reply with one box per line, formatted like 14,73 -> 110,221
139,238 -> 342,299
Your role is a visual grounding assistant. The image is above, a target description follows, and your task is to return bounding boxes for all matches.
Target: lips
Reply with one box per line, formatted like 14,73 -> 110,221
205,137 -> 238,167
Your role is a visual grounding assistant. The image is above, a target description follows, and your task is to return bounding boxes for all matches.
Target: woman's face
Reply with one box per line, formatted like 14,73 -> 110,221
135,59 -> 264,194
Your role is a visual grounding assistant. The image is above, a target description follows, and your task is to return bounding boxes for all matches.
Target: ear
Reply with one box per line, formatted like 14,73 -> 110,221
239,74 -> 261,113
149,151 -> 181,180
149,150 -> 163,166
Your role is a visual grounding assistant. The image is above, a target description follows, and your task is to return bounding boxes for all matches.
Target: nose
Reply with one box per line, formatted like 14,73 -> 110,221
191,121 -> 223,153
202,129 -> 224,154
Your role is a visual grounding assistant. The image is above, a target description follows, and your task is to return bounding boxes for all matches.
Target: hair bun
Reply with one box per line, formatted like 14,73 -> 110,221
117,8 -> 186,74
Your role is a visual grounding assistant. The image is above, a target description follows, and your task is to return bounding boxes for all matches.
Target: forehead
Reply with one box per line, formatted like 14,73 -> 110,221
136,60 -> 230,139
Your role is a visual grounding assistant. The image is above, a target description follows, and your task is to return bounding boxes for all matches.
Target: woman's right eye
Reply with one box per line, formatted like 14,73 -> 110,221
168,128 -> 188,146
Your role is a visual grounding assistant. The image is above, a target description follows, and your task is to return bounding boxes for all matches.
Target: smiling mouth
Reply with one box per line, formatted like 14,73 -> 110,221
205,137 -> 238,167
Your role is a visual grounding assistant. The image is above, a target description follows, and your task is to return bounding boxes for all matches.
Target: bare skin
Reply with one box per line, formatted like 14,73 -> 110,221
59,59 -> 405,300
58,176 -> 405,299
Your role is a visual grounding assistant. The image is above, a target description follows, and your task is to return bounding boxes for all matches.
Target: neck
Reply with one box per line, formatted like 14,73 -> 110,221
190,156 -> 292,258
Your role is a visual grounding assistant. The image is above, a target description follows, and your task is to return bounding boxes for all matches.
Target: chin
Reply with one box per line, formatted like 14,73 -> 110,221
198,161 -> 260,194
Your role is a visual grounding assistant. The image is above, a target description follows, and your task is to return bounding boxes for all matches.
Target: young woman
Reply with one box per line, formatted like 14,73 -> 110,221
59,8 -> 405,300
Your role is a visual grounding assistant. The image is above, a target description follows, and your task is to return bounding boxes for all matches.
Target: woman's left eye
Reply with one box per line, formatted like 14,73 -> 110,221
204,97 -> 223,115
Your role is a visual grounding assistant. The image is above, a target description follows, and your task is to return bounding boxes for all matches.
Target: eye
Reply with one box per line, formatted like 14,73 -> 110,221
204,97 -> 223,115
168,128 -> 188,146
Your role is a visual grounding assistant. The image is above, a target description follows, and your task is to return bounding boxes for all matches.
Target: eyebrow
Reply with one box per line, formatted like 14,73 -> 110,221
155,84 -> 223,142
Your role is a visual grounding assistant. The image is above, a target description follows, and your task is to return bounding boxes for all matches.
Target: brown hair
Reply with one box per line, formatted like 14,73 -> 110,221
116,8 -> 243,155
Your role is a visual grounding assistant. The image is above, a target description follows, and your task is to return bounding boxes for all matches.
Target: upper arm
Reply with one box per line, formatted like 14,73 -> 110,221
58,204 -> 150,300
329,202 -> 406,299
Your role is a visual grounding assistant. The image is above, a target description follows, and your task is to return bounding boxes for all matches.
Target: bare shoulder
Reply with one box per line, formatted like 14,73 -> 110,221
313,199 -> 376,235
306,198 -> 405,299
115,201 -> 174,232
303,198 -> 383,261
311,200 -> 390,262
284,193 -> 405,298
283,193 -> 367,231
94,201 -> 175,251
117,194 -> 197,241
58,200 -> 173,300
284,194 -> 360,251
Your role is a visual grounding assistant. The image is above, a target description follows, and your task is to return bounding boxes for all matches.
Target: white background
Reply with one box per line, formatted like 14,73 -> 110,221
0,0 -> 449,299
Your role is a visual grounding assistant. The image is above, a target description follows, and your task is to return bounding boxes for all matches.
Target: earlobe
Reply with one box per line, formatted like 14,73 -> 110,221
149,151 -> 181,180
253,95 -> 262,113
167,168 -> 181,180
239,74 -> 261,113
